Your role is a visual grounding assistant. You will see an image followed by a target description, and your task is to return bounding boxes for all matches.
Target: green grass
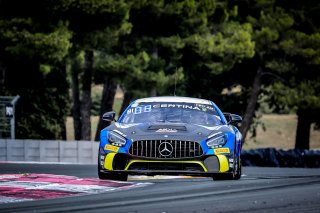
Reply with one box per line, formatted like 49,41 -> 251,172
243,114 -> 320,150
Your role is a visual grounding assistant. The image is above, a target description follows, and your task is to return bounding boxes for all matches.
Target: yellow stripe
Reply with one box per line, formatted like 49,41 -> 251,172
104,153 -> 116,170
125,160 -> 208,172
216,155 -> 229,172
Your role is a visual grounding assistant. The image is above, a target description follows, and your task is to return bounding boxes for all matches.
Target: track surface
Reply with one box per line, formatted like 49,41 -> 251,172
1,163 -> 320,213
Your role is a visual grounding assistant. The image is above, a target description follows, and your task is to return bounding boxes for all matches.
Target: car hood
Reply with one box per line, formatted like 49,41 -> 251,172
106,122 -> 231,142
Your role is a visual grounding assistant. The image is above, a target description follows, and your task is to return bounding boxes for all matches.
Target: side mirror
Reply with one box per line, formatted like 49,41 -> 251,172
230,114 -> 242,123
223,113 -> 242,124
102,111 -> 116,122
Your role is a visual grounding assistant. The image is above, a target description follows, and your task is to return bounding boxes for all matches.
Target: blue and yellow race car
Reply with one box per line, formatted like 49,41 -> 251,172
98,96 -> 242,181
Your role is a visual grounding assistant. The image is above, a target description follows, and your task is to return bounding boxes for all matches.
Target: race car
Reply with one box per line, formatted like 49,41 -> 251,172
98,96 -> 243,181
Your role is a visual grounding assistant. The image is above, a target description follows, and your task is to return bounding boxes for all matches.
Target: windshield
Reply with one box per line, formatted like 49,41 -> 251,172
120,102 -> 222,126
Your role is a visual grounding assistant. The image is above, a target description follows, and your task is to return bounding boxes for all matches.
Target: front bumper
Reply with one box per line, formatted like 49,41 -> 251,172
99,169 -> 231,177
100,152 -> 233,177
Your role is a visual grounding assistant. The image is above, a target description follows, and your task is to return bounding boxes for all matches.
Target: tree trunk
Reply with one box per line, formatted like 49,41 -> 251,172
150,88 -> 157,97
240,67 -> 263,143
0,61 -> 5,138
119,91 -> 134,115
94,76 -> 117,141
71,52 -> 82,140
295,108 -> 311,150
81,50 -> 93,140
59,64 -> 68,141
0,61 -> 5,94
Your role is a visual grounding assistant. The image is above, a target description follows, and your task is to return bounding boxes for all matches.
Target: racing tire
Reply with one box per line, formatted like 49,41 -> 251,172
212,173 -> 233,180
233,157 -> 242,180
98,170 -> 128,181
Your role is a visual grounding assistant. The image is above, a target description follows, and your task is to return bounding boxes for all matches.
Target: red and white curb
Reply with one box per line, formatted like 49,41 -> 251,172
0,174 -> 151,204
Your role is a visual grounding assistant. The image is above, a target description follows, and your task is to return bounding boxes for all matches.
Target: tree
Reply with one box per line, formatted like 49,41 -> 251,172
268,80 -> 320,149
0,0 -> 72,139
233,0 -> 320,149
279,0 -> 320,149
118,0 -> 254,104
181,21 -> 255,101
231,0 -> 295,142
93,50 -> 184,140
53,0 -> 131,140
265,31 -> 320,149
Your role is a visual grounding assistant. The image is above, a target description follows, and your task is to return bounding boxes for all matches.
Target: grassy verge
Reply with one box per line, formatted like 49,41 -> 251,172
244,114 -> 320,150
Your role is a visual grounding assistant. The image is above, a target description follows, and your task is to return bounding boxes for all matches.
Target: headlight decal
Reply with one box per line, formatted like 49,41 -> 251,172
113,129 -> 127,138
206,134 -> 227,148
207,131 -> 223,139
107,131 -> 127,147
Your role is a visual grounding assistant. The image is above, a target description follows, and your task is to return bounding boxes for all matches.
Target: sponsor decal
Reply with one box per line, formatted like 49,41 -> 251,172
156,128 -> 177,133
152,103 -> 214,111
214,148 -> 230,154
127,102 -> 215,115
104,145 -> 119,152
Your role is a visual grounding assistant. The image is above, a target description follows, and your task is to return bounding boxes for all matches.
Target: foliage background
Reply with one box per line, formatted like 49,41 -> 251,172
1,0 -> 319,149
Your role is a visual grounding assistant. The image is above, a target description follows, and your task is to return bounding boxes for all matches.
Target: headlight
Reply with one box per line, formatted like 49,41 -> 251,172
206,134 -> 227,148
108,131 -> 127,147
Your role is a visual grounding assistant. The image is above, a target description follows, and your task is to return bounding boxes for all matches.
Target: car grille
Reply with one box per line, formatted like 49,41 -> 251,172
129,140 -> 203,159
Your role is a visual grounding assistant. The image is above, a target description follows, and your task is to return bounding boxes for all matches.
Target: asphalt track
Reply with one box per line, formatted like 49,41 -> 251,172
1,163 -> 320,213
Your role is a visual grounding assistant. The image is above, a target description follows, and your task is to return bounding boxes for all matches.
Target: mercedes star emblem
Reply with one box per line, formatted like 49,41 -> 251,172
158,141 -> 173,157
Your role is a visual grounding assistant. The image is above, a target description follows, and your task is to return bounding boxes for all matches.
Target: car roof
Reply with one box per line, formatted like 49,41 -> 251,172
134,96 -> 212,105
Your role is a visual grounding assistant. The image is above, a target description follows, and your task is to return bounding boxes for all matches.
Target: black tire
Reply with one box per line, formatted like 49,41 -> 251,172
115,173 -> 128,181
98,170 -> 128,181
97,149 -> 128,181
212,173 -> 234,180
234,157 -> 242,180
